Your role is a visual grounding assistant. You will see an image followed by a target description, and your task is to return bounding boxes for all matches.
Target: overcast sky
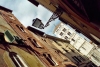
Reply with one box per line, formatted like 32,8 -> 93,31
0,0 -> 90,41
0,0 -> 60,35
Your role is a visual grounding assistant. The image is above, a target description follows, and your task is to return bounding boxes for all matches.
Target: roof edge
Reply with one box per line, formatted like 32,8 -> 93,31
0,6 -> 12,13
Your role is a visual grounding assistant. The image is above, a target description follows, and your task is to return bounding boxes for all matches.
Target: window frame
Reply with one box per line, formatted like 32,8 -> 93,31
62,28 -> 66,32
16,25 -> 25,33
59,32 -> 63,36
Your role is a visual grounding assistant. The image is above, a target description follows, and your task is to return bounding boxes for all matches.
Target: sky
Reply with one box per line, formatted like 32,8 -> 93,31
0,0 -> 90,41
0,0 -> 60,35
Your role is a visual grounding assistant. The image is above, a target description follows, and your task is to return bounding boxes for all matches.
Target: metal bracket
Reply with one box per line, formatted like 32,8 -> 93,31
44,7 -> 63,27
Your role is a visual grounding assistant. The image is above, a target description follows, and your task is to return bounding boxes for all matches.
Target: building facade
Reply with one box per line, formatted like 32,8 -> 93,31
28,26 -> 98,67
54,22 -> 76,41
53,22 -> 99,66
28,0 -> 100,45
0,5 -> 98,67
87,45 -> 100,67
0,6 -> 48,67
0,6 -> 79,67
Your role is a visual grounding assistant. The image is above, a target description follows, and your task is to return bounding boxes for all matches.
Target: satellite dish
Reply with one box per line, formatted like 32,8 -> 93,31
4,30 -> 15,43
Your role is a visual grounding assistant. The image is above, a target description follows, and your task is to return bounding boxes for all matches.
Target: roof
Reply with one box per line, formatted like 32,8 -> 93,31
27,26 -> 45,35
53,22 -> 62,34
45,34 -> 70,43
27,26 -> 70,43
0,6 -> 12,12
28,0 -> 39,7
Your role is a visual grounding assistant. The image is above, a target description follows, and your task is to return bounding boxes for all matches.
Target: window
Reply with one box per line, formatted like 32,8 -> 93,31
59,32 -> 63,36
54,40 -> 61,46
16,25 -> 25,32
64,36 -> 68,40
56,29 -> 59,32
9,52 -> 28,67
92,54 -> 100,62
8,14 -> 15,20
28,38 -> 42,48
72,39 -> 75,42
78,56 -> 85,61
72,56 -> 81,63
67,32 -> 71,36
81,47 -> 86,50
9,16 -> 15,20
43,53 -> 58,66
62,28 -> 66,32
